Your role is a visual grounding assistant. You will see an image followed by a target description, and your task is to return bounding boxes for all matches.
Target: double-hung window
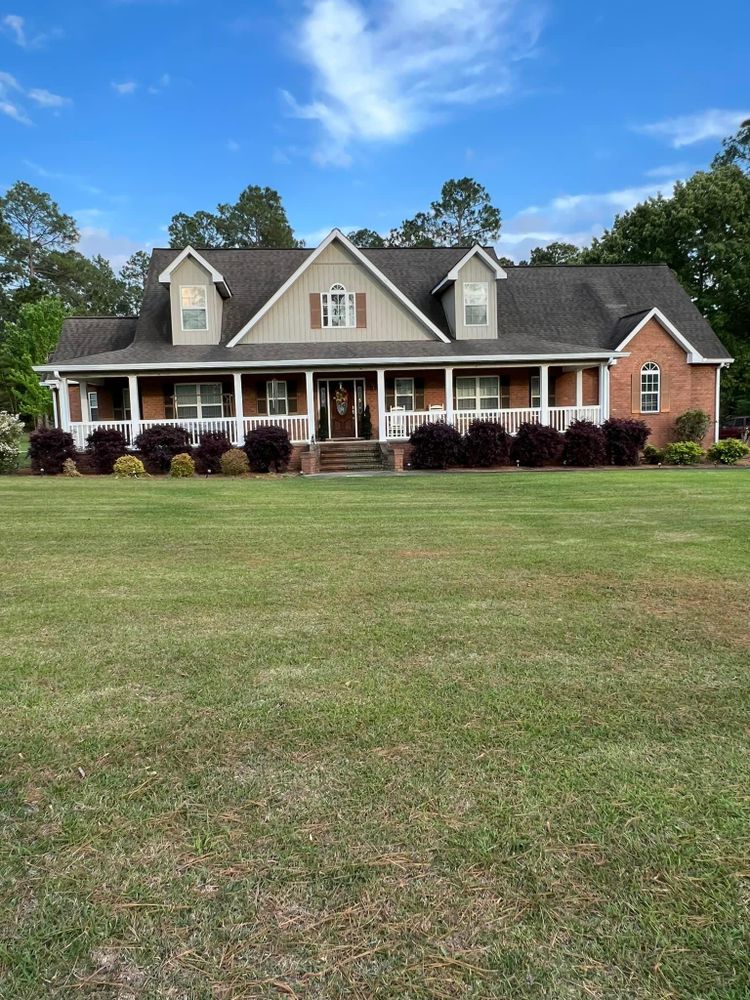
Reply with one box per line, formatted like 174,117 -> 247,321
174,383 -> 223,419
87,391 -> 99,421
640,362 -> 660,413
394,378 -> 415,410
456,376 -> 501,410
267,380 -> 288,416
321,283 -> 356,328
180,286 -> 208,331
464,282 -> 488,326
530,375 -> 541,408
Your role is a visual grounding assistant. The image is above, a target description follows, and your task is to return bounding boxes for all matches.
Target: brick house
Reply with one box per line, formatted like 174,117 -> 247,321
36,229 -> 732,470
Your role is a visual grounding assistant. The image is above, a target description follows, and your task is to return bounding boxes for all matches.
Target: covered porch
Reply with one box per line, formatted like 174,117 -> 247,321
57,361 -> 610,449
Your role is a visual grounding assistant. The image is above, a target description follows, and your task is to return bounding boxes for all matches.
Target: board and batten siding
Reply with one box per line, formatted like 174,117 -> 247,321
169,257 -> 223,346
238,240 -> 436,344
445,255 -> 498,340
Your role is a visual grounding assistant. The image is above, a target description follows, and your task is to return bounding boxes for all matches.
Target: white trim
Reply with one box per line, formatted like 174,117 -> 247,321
179,284 -> 209,332
376,369 -> 386,442
59,375 -> 71,431
158,245 -> 231,297
463,281 -> 489,327
233,372 -> 244,446
575,369 -> 583,408
614,306 -> 728,363
444,367 -> 454,424
431,245 -> 507,295
79,379 -> 90,422
455,374 -> 501,411
321,282 -> 356,329
225,229 -> 451,346
539,364 -> 549,426
394,376 -> 416,410
639,361 -> 660,414
128,374 -> 141,438
305,370 -> 315,443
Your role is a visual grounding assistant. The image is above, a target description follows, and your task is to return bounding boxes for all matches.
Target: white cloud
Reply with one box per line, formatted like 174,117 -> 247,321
643,163 -> 690,179
77,226 -> 149,272
1,13 -> 62,49
0,72 -> 71,123
0,98 -> 30,124
284,0 -> 543,166
637,109 -> 750,148
147,72 -> 171,94
112,80 -> 138,95
28,88 -> 71,108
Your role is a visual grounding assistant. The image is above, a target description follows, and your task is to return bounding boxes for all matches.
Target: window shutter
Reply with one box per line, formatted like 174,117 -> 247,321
385,379 -> 395,410
165,385 -> 174,419
356,293 -> 367,328
660,372 -> 670,412
631,373 -> 640,413
256,381 -> 268,415
415,377 -> 425,410
310,293 -> 321,329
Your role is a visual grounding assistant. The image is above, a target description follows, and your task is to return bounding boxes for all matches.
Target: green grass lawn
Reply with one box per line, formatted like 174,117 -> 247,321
1,472 -> 749,999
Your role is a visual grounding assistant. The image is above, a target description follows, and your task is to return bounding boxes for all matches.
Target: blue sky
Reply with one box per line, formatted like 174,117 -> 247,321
1,0 -> 748,268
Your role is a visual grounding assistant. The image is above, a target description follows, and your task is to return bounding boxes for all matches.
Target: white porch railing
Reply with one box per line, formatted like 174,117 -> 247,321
548,405 -> 602,431
385,405 -> 602,439
384,409 -> 446,439
139,417 -> 238,446
243,415 -> 310,443
69,420 -> 135,450
453,407 -> 541,436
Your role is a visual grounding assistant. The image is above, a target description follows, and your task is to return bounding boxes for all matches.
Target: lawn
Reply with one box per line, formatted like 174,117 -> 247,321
1,471 -> 749,999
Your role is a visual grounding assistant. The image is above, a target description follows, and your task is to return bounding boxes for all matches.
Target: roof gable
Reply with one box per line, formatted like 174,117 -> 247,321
158,246 -> 231,298
431,244 -> 507,294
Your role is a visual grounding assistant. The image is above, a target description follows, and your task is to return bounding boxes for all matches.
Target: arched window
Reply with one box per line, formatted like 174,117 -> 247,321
321,283 -> 356,328
640,362 -> 660,413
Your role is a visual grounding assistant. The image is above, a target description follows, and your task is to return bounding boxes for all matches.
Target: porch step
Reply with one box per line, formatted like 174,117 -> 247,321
318,441 -> 384,472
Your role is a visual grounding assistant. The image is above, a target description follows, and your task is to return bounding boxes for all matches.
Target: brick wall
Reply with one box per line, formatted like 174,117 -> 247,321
68,384 -> 81,421
609,319 -> 718,446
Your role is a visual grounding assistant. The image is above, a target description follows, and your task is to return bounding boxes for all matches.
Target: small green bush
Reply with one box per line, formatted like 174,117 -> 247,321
674,409 -> 710,443
62,458 -> 82,477
170,452 -> 195,478
642,444 -> 664,464
113,454 -> 146,478
220,448 -> 249,476
706,438 -> 750,465
663,441 -> 704,465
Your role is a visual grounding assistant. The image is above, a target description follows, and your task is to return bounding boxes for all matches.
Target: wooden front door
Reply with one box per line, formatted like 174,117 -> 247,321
328,380 -> 356,438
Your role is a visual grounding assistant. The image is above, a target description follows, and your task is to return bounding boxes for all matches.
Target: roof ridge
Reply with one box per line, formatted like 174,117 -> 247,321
65,314 -> 138,319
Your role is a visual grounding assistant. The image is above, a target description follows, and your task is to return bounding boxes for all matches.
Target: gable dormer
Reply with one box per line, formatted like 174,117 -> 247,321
158,246 -> 231,346
432,245 -> 506,340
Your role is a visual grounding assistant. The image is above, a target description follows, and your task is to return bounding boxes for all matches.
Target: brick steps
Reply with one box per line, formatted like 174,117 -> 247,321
318,441 -> 384,473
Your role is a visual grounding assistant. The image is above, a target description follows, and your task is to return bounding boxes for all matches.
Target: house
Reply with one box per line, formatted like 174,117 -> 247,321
35,229 -> 732,471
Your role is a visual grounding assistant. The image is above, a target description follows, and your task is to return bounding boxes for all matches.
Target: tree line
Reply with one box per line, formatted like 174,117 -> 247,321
1,121 -> 748,418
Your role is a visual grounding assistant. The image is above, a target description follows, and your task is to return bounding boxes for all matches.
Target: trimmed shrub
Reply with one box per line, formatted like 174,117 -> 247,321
642,444 -> 664,465
170,452 -> 195,478
511,422 -> 564,467
463,419 -> 511,467
62,457 -> 82,477
562,420 -> 607,467
674,409 -> 710,443
195,431 -> 231,474
0,411 -> 24,473
134,424 -> 191,473
663,441 -> 704,465
706,438 -> 750,465
220,448 -> 249,476
244,425 -> 292,473
28,426 -> 77,474
409,420 -> 462,469
360,404 -> 372,441
602,418 -> 651,466
113,454 -> 146,478
87,426 -> 128,474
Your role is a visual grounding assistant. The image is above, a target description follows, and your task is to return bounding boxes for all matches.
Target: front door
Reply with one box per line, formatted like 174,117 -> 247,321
328,380 -> 356,438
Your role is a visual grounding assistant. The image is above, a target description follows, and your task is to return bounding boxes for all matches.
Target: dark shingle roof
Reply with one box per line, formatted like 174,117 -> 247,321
49,246 -> 731,368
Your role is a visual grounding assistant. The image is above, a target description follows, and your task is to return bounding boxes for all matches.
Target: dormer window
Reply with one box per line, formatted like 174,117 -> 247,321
180,285 -> 208,331
464,282 -> 488,326
321,283 -> 355,328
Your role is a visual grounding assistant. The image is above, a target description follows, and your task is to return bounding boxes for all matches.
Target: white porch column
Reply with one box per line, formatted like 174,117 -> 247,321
444,366 -> 454,426
233,372 -> 245,445
539,364 -> 550,426
376,368 -> 387,441
714,364 -> 722,443
79,379 -> 90,422
598,362 -> 610,421
305,370 -> 316,443
575,369 -> 583,408
51,385 -> 60,429
58,376 -> 71,431
128,374 -> 141,441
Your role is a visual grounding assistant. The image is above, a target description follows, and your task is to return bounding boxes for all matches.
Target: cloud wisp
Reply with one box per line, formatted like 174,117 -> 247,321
112,80 -> 138,95
0,70 -> 70,124
1,13 -> 62,49
283,0 -> 544,166
637,109 -> 750,148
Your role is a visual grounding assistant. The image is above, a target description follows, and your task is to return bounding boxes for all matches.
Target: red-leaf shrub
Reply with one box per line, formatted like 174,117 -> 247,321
563,420 -> 607,466
134,424 -> 191,472
719,426 -> 742,439
195,431 -> 232,473
510,422 -> 564,467
602,418 -> 650,465
462,419 -> 512,467
244,425 -> 292,472
87,427 -> 128,474
409,420 -> 462,469
28,427 -> 77,474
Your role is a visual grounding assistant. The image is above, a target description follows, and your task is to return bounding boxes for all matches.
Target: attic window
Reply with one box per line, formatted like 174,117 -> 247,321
464,282 -> 488,326
321,283 -> 355,328
180,285 -> 208,331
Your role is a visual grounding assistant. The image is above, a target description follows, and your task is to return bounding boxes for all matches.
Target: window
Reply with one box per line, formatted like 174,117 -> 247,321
267,380 -> 288,416
456,376 -> 501,410
464,282 -> 488,326
180,285 -> 208,331
87,390 -> 99,421
174,382 -> 223,419
321,283 -> 356,328
530,375 -> 541,408
394,378 -> 415,410
640,362 -> 660,413
122,387 -> 131,420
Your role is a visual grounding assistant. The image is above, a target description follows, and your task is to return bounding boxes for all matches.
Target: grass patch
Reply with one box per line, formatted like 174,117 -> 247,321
1,472 -> 749,998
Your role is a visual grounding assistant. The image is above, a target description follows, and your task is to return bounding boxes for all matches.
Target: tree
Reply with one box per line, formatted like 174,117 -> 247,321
712,119 -> 750,173
387,212 -> 437,247
120,250 -> 150,314
168,185 -> 299,248
0,181 -> 78,282
388,178 -> 501,248
0,297 -> 66,418
347,228 -> 387,248
524,242 -> 582,265
37,251 -> 130,315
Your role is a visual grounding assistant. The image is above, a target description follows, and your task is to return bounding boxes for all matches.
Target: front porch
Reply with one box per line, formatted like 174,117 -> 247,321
59,362 -> 609,450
